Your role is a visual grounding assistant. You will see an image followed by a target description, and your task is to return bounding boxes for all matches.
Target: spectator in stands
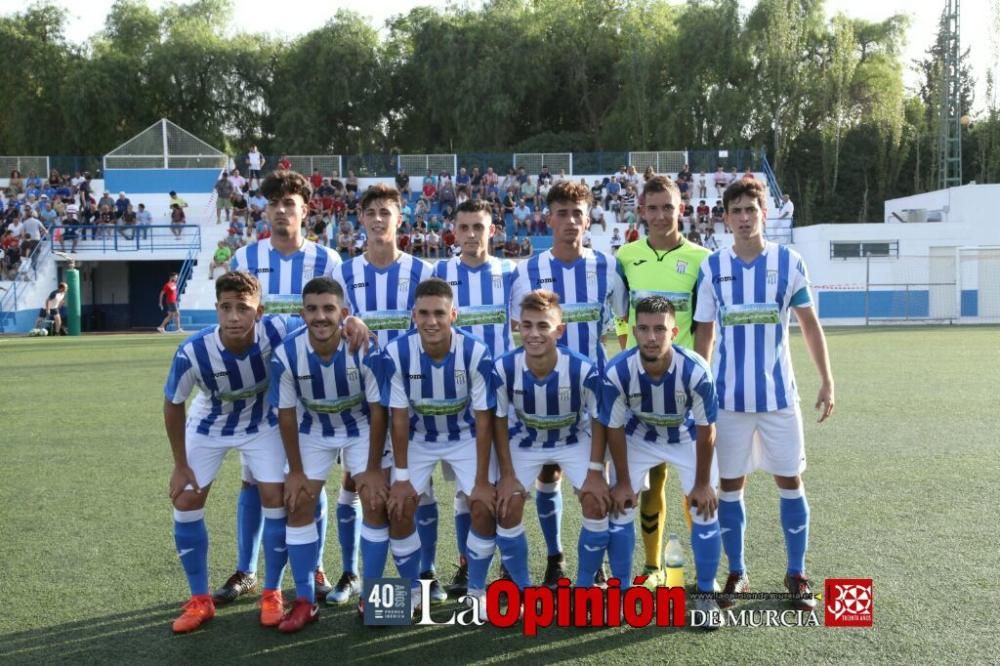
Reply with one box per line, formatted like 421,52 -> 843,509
208,240 -> 233,279
643,165 -> 656,184
25,171 -> 43,190
119,205 -> 138,241
442,224 -> 456,252
231,191 -> 249,235
97,191 -> 115,212
711,199 -> 725,230
590,178 -> 604,203
610,227 -> 623,254
605,175 -> 621,211
680,201 -> 693,233
519,235 -> 532,256
582,227 -> 593,249
156,272 -> 182,333
590,200 -> 606,232
521,176 -> 538,209
277,155 -> 292,171
223,225 -> 244,252
1,229 -> 20,277
395,169 -> 411,198
516,166 -> 528,187
538,177 -> 551,208
7,170 -> 24,195
115,192 -> 131,220
697,171 -> 707,198
713,166 -> 728,198
228,169 -> 247,194
501,168 -> 516,194
411,223 -> 426,257
422,177 -> 437,202
309,168 -> 323,189
20,210 -> 46,258
470,167 -> 483,198
345,191 -> 359,220
703,226 -> 718,250
98,204 -> 115,240
556,168 -> 568,183
490,223 -> 506,257
538,165 -> 553,186
741,166 -> 754,180
455,166 -> 470,191
345,170 -> 359,195
778,193 -> 794,224
246,145 -> 265,185
427,226 -> 442,258
312,215 -> 328,247
353,226 -> 367,255
337,222 -> 353,256
686,227 -> 702,246
531,208 -> 546,236
626,165 -> 640,189
169,203 -> 186,239
696,199 -> 711,227
439,179 -> 457,217
136,203 -> 152,240
168,190 -> 188,211
728,166 -> 738,186
621,185 -> 638,216
34,282 -> 67,334
625,221 -> 640,243
456,185 -> 470,208
255,214 -> 271,242
502,188 -> 516,226
60,203 -> 80,252
77,173 -> 93,208
214,172 -> 234,223
513,198 -> 531,237
48,169 -> 62,187
505,234 -> 520,257
483,166 -> 499,196
677,174 -> 690,202
249,189 -> 268,216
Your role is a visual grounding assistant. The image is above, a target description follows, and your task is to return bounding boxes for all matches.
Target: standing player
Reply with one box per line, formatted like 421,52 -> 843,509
379,278 -> 497,613
508,179 -> 627,586
693,177 -> 834,610
492,290 -> 606,593
269,277 -> 388,633
432,198 -> 515,593
599,296 -> 723,629
157,272 -> 183,333
614,175 -> 711,581
164,272 -> 296,633
219,170 -> 347,608
332,183 -> 444,604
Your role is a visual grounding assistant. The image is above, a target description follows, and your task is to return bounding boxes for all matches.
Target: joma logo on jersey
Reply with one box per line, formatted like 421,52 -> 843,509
256,268 -> 273,274
296,375 -> 313,381
212,371 -> 229,378
535,278 -> 556,286
629,393 -> 643,398
448,280 -> 462,286
407,374 -> 424,379
713,276 -> 736,283
351,282 -> 368,289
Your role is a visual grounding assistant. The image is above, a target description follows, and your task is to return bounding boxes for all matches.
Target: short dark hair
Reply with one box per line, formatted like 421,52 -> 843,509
634,295 -> 676,319
302,276 -> 344,301
414,277 -> 453,302
547,179 -> 592,209
520,289 -> 561,316
640,175 -> 680,204
723,177 -> 768,213
261,170 -> 312,202
360,183 -> 402,213
455,198 -> 492,217
215,271 -> 261,300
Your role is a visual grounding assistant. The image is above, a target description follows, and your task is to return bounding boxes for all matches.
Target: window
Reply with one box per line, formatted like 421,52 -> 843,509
830,241 -> 898,259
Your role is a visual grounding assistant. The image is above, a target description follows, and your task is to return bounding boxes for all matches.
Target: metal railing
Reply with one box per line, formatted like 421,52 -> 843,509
47,224 -> 202,254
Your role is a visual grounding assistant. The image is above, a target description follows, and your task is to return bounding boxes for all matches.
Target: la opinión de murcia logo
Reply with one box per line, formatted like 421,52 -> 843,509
824,578 -> 873,627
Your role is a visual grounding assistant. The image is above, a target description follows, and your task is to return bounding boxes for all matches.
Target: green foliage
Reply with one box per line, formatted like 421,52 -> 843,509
2,0 -> 999,223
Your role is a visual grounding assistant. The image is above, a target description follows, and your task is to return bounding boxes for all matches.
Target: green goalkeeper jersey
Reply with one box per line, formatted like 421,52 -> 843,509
614,237 -> 711,349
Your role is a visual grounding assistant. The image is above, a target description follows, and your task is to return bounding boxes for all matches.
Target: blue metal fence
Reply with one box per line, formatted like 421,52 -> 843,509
47,224 -> 201,254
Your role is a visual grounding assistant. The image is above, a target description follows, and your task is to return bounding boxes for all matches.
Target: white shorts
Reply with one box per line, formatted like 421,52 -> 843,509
609,435 -> 718,496
299,431 -> 373,481
510,444 -> 592,493
715,405 -> 806,478
392,438 -> 495,497
187,427 -> 285,488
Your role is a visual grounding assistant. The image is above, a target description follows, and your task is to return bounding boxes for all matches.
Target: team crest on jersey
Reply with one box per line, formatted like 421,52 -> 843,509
675,391 -> 688,410
455,370 -> 466,385
586,271 -> 597,286
492,274 -> 503,289
398,277 -> 410,292
559,387 -> 571,403
767,270 -> 778,285
347,368 -> 359,383
676,261 -> 688,274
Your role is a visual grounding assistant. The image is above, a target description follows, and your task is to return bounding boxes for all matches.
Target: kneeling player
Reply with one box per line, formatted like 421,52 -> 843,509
379,278 -> 497,613
599,296 -> 724,628
492,290 -> 609,590
164,272 -> 297,633
270,277 -> 387,633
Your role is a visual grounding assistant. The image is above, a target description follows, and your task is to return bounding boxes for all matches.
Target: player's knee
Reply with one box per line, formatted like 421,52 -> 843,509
362,499 -> 388,527
498,496 -> 525,529
720,476 -> 746,492
538,464 -> 561,483
580,493 -> 606,520
257,484 -> 284,508
774,474 -> 801,490
469,497 -> 493,525
342,472 -> 357,492
172,490 -> 206,512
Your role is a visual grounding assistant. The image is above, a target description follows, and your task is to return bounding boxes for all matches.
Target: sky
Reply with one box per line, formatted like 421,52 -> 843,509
2,0 -> 997,111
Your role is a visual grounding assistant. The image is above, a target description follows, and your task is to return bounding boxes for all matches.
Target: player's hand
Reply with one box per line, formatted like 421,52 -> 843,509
815,381 -> 835,423
580,471 -> 611,517
169,465 -> 200,500
495,474 -> 526,520
609,482 -> 637,518
283,470 -> 313,513
343,316 -> 371,354
387,480 -> 417,521
469,481 -> 497,517
354,469 -> 389,511
687,483 -> 718,520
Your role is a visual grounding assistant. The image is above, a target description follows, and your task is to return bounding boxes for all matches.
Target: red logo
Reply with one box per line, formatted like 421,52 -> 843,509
824,578 -> 873,627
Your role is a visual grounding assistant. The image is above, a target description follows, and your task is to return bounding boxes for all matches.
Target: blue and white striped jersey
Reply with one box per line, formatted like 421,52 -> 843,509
164,315 -> 297,437
269,327 -> 382,438
231,238 -> 341,313
694,242 -> 811,413
495,346 -> 600,449
333,253 -> 434,348
381,328 -> 495,444
599,345 -> 717,444
508,249 -> 628,368
432,256 -> 515,358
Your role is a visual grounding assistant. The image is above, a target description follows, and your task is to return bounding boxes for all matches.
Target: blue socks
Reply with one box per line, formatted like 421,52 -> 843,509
536,480 -> 563,557
174,509 -> 209,596
236,483 -> 263,573
287,522 -> 319,601
466,530 -> 497,593
576,517 -> 609,586
336,489 -> 360,575
496,523 -> 530,589
391,530 -> 422,598
779,486 -> 810,575
361,522 -> 390,582
690,512 -> 722,592
454,494 -> 471,562
315,487 -> 328,571
608,510 -> 636,587
718,489 -> 747,575
416,494 -> 438,574
262,507 -> 288,590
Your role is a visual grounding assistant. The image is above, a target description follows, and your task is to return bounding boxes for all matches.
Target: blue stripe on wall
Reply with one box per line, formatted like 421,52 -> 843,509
104,169 -> 221,194
961,290 -> 978,317
818,290 -> 946,318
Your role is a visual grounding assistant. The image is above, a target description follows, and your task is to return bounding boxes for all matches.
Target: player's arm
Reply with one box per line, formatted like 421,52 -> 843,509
493,411 -> 524,520
342,316 -> 372,354
794,304 -> 835,422
579,417 -> 611,515
693,266 -> 717,362
386,406 -> 416,521
605,424 -> 633,516
689,424 -> 718,519
694,321 -> 715,362
164,399 -> 196,499
271,355 -> 310,511
469,409 -> 497,516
